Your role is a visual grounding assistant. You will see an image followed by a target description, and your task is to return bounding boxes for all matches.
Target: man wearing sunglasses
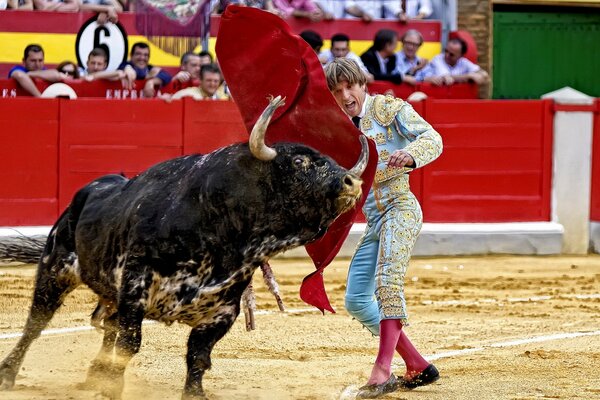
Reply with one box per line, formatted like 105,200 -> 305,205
421,37 -> 488,86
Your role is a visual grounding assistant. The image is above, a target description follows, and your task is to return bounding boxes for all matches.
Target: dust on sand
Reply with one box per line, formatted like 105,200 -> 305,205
1,255 -> 599,399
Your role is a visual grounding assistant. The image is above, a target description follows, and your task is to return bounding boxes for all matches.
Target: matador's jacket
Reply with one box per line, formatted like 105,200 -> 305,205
346,94 -> 443,335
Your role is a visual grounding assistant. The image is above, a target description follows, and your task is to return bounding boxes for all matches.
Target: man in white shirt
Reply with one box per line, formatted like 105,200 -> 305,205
420,37 -> 489,85
320,33 -> 374,82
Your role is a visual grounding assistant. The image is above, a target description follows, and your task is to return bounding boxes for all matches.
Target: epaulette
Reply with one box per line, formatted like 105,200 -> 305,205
372,94 -> 405,127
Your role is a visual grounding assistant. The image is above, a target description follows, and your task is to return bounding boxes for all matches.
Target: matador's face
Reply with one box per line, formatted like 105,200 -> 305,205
330,80 -> 367,118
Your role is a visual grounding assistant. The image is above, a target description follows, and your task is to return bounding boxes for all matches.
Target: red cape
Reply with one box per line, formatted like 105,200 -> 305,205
216,5 -> 377,313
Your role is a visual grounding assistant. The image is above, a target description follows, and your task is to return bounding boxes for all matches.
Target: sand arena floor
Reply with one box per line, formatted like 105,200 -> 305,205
0,255 -> 599,400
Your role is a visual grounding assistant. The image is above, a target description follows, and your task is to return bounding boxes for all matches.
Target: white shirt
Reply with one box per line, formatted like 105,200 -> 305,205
403,0 -> 432,18
345,0 -> 401,19
420,53 -> 480,78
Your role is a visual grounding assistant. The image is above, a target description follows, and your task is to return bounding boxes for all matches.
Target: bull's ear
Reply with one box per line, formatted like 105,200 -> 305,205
216,6 -> 308,134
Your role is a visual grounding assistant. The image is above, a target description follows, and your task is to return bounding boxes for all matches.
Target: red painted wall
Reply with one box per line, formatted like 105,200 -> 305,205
0,99 -> 59,225
419,99 -> 553,222
591,98 -> 600,222
0,97 -> 555,226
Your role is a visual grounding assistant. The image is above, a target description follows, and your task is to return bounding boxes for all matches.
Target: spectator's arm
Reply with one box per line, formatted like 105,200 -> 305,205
85,69 -> 126,82
34,0 -> 80,11
345,5 -> 373,21
414,0 -> 432,18
27,69 -> 69,82
10,70 -> 42,97
272,0 -> 294,18
452,69 -> 489,84
80,0 -> 122,22
315,3 -> 334,20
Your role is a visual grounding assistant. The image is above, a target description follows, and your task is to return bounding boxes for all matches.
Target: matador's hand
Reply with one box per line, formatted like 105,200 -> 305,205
388,149 -> 415,168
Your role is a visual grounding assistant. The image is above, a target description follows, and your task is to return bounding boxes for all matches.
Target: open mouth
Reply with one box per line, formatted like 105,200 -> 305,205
344,100 -> 357,116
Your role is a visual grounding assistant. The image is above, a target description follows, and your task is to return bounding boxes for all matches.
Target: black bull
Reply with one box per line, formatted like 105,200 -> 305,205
0,96 -> 368,399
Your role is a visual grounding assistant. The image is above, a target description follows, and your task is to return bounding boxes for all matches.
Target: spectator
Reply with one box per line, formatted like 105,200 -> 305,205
345,0 -> 401,22
393,29 -> 427,84
321,33 -> 374,82
198,50 -> 213,66
360,29 -> 405,84
172,52 -> 202,83
80,0 -> 122,24
80,47 -> 126,81
273,0 -> 325,21
299,30 -> 324,55
398,0 -> 432,21
7,0 -> 34,9
9,44 -> 69,97
313,0 -> 343,19
421,37 -> 489,85
165,63 -> 230,101
33,0 -> 79,11
198,64 -> 229,100
56,61 -> 81,79
119,42 -> 172,98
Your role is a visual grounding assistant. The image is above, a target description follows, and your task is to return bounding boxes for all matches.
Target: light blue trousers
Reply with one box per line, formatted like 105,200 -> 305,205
345,179 -> 422,336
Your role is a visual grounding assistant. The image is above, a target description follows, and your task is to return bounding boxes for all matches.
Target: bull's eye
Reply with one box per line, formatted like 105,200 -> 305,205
293,157 -> 306,168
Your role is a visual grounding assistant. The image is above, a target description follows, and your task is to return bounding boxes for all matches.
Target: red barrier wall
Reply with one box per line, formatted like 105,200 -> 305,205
0,97 -> 555,226
420,99 -> 553,222
58,99 -> 184,211
591,98 -> 600,222
183,99 -> 246,154
0,99 -> 59,225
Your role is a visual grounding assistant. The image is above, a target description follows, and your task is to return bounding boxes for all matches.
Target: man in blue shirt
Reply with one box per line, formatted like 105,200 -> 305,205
9,44 -> 69,97
119,42 -> 172,98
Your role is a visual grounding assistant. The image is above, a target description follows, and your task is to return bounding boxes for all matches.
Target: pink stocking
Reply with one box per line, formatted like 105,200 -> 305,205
368,319 -> 403,384
395,330 -> 430,378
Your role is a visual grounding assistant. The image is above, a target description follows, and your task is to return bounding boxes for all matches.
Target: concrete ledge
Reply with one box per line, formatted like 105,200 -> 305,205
280,222 -> 564,258
1,222 -> 566,258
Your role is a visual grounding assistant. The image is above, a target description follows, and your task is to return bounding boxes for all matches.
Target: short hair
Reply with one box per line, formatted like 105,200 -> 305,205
198,50 -> 213,62
180,51 -> 199,65
88,47 -> 108,62
448,38 -> 467,55
330,33 -> 350,45
373,29 -> 398,52
130,42 -> 149,56
23,44 -> 43,60
299,30 -> 323,52
401,29 -> 424,45
200,63 -> 222,79
324,58 -> 367,91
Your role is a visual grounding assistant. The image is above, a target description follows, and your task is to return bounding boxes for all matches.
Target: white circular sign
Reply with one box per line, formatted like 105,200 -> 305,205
76,17 -> 128,72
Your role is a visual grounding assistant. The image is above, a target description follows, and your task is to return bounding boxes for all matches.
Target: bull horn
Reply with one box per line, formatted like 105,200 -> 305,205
249,95 -> 286,161
349,135 -> 369,176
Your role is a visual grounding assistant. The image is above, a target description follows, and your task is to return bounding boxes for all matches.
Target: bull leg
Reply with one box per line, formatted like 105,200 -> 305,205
84,312 -> 118,389
182,304 -> 240,400
100,274 -> 148,400
0,257 -> 78,390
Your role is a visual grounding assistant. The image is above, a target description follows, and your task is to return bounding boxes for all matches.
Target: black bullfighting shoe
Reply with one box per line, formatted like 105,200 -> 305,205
356,374 -> 399,399
399,364 -> 440,389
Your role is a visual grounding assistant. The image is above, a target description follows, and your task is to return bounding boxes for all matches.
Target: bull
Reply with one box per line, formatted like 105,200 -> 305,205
0,96 -> 367,399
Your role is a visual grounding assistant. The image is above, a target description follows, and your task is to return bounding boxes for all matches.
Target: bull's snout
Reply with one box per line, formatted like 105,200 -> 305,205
336,173 -> 363,214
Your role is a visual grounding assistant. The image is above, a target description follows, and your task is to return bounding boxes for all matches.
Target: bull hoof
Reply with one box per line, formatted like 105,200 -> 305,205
181,391 -> 208,400
83,362 -> 124,399
0,364 -> 17,390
